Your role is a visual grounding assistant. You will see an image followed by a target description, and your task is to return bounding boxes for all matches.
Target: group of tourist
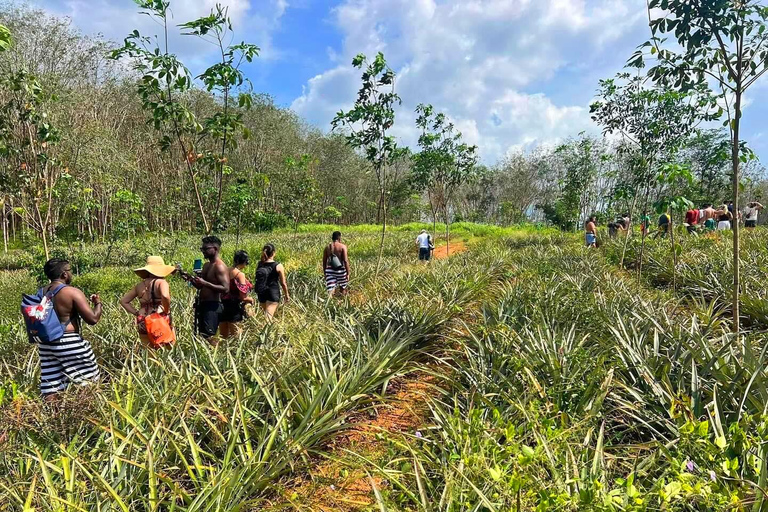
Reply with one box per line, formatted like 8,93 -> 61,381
585,201 -> 765,247
21,229 -> 439,398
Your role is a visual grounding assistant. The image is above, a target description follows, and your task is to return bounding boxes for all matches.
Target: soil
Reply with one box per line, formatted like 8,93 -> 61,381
432,240 -> 467,259
280,371 -> 437,511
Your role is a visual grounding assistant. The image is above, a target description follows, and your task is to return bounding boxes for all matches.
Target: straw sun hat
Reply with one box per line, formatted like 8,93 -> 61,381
134,256 -> 176,278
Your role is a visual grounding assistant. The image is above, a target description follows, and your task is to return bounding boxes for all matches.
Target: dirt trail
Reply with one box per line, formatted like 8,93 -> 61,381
432,240 -> 467,259
282,371 -> 436,511
277,240 -> 471,511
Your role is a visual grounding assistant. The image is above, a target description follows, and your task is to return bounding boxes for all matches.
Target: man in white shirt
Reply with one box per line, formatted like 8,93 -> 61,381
744,202 -> 764,229
416,230 -> 432,261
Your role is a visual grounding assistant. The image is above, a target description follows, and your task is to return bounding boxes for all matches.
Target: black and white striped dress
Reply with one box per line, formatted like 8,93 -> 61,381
38,332 -> 100,395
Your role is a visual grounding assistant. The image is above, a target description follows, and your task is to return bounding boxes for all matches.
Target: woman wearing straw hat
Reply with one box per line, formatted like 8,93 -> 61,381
120,256 -> 176,347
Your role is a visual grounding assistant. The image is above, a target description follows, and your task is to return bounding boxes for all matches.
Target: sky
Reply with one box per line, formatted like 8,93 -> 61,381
31,0 -> 768,166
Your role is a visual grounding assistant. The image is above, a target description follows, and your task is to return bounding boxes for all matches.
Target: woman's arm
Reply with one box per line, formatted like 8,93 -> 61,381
235,271 -> 249,300
277,264 -> 290,302
120,286 -> 140,316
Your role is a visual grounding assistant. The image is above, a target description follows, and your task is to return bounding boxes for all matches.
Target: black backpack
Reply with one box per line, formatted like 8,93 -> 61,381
255,262 -> 275,294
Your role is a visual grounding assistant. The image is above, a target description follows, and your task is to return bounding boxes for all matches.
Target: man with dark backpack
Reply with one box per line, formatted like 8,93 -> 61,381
323,231 -> 350,296
22,259 -> 102,397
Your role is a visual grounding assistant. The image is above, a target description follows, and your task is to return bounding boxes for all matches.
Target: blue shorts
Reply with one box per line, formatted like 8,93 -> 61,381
585,233 -> 596,246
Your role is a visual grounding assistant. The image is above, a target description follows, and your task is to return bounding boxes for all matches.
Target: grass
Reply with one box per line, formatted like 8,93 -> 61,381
2,225 -> 767,510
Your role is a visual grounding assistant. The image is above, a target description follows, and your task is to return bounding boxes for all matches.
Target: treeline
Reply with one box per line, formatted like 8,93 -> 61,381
0,2 -> 766,253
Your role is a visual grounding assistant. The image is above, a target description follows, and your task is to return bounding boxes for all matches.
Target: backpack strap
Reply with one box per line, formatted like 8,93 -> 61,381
43,283 -> 67,298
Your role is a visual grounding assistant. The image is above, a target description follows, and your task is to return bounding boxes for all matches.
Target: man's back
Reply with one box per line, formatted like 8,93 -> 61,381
416,233 -> 430,248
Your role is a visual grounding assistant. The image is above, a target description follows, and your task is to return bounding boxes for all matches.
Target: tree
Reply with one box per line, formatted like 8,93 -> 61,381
590,74 -> 711,271
630,0 -> 768,333
653,163 -> 695,293
332,52 -> 400,274
279,155 -> 320,232
540,134 -> 602,232
179,5 -> 259,228
413,104 -> 478,256
0,69 -> 63,259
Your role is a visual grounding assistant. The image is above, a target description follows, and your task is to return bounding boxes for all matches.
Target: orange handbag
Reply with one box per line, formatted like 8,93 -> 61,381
145,312 -> 175,348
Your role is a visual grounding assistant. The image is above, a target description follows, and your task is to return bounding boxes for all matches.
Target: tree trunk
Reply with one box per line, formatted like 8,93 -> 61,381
637,179 -> 652,281
619,194 -> 639,269
376,187 -> 387,277
444,204 -> 450,259
732,91 -> 742,335
669,213 -> 677,293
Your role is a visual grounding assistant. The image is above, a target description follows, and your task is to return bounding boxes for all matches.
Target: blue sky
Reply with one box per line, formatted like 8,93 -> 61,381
32,0 -> 767,165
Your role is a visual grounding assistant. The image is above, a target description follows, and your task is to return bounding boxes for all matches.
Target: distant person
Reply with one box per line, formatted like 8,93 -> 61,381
608,221 -> 618,239
181,236 -> 229,344
744,201 -> 764,229
716,204 -> 733,230
220,250 -> 255,336
658,212 -> 670,237
620,213 -> 631,232
416,229 -> 433,261
254,244 -> 289,320
685,207 -> 700,234
26,259 -> 102,397
640,213 -> 651,236
585,216 -> 597,248
119,256 -> 176,348
323,231 -> 351,295
702,204 -> 716,225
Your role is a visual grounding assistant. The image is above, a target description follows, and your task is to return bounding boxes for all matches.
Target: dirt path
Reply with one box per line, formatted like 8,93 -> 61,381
275,240 -> 472,510
432,240 -> 467,259
281,371 -> 436,511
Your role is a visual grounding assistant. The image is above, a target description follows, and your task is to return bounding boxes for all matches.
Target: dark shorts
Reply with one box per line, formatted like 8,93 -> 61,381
195,300 -> 223,338
746,220 -> 757,228
686,225 -> 696,234
419,247 -> 431,261
220,299 -> 245,323
257,288 -> 280,304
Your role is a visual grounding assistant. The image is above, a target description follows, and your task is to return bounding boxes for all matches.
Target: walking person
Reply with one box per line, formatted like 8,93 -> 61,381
323,231 -> 351,295
715,204 -> 733,231
585,216 -> 597,248
744,201 -> 764,229
416,229 -> 432,262
22,259 -> 102,397
657,211 -> 670,238
685,206 -> 700,234
254,244 -> 289,320
220,250 -> 255,336
181,236 -> 229,345
119,256 -> 176,349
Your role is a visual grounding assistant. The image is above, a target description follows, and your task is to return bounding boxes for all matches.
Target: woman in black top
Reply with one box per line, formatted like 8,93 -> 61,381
254,244 -> 290,320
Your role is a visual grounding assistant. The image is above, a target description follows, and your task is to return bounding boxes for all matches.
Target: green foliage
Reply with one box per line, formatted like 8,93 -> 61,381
0,23 -> 11,52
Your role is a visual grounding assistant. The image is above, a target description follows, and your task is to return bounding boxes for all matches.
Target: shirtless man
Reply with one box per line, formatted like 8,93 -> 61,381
323,231 -> 351,296
37,259 -> 102,397
585,216 -> 597,248
184,236 -> 229,344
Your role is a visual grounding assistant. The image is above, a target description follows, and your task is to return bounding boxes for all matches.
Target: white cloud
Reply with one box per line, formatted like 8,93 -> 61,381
291,0 -> 649,163
34,0 -> 285,66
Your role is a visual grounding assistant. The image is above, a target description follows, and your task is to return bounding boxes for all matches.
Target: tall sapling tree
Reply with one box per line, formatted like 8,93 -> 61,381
631,0 -> 768,333
332,52 -> 400,274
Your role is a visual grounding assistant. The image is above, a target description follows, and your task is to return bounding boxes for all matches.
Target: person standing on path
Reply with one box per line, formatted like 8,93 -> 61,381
685,207 -> 700,234
715,205 -> 733,231
35,259 -> 102,397
744,201 -> 764,229
220,250 -> 255,337
183,236 -> 229,345
323,231 -> 351,296
585,216 -> 597,248
254,244 -> 289,320
416,229 -> 432,262
119,256 -> 176,348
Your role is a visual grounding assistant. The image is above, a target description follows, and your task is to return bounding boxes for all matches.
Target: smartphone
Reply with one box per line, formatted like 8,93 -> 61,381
193,259 -> 203,275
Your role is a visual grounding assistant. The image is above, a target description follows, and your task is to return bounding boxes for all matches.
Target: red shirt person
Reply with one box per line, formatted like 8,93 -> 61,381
685,208 -> 700,233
